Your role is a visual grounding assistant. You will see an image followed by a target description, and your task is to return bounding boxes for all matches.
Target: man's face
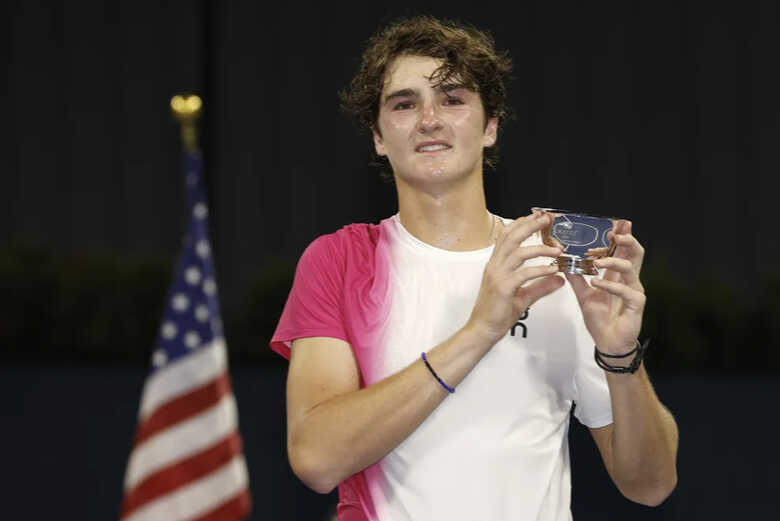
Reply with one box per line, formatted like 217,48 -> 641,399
372,55 -> 498,186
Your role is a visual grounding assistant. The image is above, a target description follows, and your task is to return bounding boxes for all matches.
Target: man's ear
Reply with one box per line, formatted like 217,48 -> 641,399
372,126 -> 387,156
483,117 -> 498,147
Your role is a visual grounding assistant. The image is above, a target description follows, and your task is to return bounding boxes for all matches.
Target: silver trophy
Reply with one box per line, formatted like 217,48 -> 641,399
532,207 -> 620,275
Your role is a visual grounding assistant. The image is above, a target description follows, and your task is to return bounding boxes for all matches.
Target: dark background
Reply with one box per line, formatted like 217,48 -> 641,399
2,0 -> 779,519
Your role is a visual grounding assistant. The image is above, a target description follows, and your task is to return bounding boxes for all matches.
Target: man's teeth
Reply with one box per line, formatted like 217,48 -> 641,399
418,144 -> 450,152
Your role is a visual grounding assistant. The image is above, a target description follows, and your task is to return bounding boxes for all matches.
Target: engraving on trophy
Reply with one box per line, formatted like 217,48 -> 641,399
552,221 -> 598,247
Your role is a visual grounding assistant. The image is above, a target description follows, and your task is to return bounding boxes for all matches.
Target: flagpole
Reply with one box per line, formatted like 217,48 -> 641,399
171,94 -> 203,153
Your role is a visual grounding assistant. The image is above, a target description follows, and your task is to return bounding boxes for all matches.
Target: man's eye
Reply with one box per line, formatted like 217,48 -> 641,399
393,101 -> 414,110
444,97 -> 464,105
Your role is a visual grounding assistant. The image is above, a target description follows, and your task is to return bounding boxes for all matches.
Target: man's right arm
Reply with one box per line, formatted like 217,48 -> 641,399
286,326 -> 496,493
285,213 -> 563,493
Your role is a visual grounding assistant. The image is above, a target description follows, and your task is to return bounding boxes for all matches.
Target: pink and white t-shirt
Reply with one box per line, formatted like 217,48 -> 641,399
271,215 -> 613,521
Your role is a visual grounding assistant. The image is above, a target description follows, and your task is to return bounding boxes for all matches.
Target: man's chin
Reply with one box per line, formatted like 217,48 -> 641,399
401,169 -> 476,187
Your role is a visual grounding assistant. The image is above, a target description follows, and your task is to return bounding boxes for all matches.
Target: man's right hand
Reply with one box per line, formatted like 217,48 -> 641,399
466,212 -> 564,344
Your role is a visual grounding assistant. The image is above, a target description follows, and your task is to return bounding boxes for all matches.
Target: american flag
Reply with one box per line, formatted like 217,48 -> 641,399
119,150 -> 251,521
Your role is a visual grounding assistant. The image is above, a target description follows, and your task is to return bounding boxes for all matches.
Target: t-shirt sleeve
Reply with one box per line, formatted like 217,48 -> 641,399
571,307 -> 614,428
270,234 -> 349,359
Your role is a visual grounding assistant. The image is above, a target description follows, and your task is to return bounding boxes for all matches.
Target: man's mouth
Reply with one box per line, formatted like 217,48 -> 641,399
416,142 -> 452,153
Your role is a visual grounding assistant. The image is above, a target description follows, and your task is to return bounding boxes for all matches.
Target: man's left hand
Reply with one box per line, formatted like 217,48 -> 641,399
566,220 -> 646,355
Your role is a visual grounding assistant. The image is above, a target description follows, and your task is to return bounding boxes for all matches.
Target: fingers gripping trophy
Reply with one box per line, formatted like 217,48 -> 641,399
532,207 -> 649,373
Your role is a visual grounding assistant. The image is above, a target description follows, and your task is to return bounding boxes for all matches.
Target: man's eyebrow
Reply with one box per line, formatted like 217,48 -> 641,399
439,83 -> 469,94
383,88 -> 417,103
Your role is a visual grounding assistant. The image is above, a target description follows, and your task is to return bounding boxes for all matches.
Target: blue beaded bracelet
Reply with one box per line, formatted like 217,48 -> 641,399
421,352 -> 455,393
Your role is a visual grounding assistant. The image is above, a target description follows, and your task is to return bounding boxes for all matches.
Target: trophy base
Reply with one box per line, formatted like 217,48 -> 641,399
554,256 -> 598,275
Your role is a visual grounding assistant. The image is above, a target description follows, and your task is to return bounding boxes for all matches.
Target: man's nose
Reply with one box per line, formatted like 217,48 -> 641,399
417,102 -> 443,134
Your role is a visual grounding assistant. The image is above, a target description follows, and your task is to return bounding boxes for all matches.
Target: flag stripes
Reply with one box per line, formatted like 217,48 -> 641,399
122,456 -> 249,521
125,391 -> 237,491
121,432 -> 243,518
139,339 -> 227,421
134,372 -> 231,446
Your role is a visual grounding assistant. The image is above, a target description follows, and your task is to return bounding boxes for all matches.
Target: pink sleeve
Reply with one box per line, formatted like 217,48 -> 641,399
270,234 -> 349,359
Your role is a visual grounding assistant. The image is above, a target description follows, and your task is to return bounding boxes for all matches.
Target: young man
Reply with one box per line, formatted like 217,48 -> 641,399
271,16 -> 678,521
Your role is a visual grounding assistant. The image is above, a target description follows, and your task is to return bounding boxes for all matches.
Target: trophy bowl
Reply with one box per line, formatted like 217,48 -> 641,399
531,207 -> 621,275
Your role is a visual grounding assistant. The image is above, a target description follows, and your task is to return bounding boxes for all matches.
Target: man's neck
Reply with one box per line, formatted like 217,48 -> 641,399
395,173 -> 495,251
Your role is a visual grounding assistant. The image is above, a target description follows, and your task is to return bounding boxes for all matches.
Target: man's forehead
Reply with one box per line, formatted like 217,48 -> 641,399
382,55 -> 465,92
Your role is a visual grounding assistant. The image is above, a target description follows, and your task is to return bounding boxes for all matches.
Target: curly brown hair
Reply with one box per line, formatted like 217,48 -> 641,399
339,15 -> 513,177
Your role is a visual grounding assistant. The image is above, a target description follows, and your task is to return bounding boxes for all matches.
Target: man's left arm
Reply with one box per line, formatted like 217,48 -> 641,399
589,365 -> 679,506
567,221 -> 679,506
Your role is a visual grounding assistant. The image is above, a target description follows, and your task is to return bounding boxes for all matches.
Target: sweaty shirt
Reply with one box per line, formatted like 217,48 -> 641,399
271,215 -> 613,521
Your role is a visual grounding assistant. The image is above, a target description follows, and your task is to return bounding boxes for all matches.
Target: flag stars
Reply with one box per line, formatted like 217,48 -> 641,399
152,349 -> 168,367
185,266 -> 202,286
184,331 -> 201,349
195,304 -> 210,322
193,202 -> 208,219
172,293 -> 190,312
161,321 -> 178,340
196,240 -> 211,259
203,278 -> 217,296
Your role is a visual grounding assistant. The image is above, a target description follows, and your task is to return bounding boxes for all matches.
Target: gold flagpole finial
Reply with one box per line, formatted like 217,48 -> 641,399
170,94 -> 203,152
